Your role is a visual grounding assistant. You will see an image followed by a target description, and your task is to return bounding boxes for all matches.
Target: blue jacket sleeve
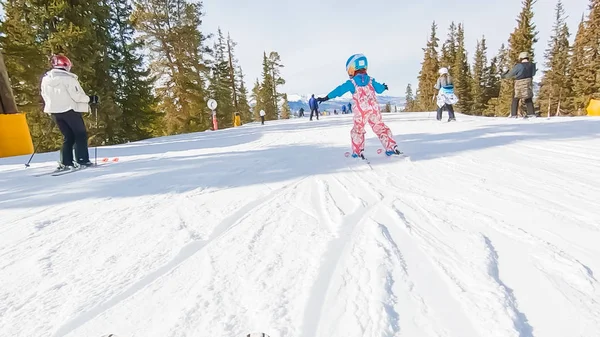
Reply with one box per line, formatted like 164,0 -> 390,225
371,78 -> 387,94
327,80 -> 354,99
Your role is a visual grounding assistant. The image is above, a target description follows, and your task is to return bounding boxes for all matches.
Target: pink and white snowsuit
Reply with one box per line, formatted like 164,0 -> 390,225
349,78 -> 397,155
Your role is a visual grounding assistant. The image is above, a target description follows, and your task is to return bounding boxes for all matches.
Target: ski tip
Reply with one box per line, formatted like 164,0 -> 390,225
246,332 -> 272,337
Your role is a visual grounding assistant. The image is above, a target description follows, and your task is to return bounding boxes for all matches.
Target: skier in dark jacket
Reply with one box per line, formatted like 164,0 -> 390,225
309,94 -> 319,120
502,51 -> 536,118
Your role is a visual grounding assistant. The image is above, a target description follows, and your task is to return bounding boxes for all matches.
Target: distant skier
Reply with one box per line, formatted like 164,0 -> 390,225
299,107 -> 305,117
40,54 -> 98,170
341,104 -> 347,114
309,94 -> 319,120
259,109 -> 266,125
348,102 -> 352,114
502,51 -> 536,118
233,112 -> 242,126
317,54 -> 401,158
434,67 -> 458,121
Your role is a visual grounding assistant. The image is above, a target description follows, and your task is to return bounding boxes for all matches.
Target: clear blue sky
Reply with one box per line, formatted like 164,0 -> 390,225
203,0 -> 589,97
0,0 -> 591,97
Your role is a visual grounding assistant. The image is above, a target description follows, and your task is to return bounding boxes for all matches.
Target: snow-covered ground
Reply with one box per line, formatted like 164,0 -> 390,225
1,112 -> 600,337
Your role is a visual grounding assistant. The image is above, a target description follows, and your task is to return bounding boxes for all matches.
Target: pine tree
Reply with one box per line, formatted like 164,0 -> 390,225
207,28 -> 234,129
440,22 -> 458,70
508,0 -> 539,64
251,78 -> 263,121
471,36 -> 488,114
485,56 -> 501,99
255,51 -> 286,121
280,93 -> 291,119
226,33 -> 239,111
453,23 -> 472,113
132,0 -> 210,134
258,52 -> 276,120
0,0 -> 57,151
403,83 -> 416,111
588,0 -> 600,99
236,66 -> 252,123
109,0 -> 158,142
538,0 -> 572,116
0,0 -> 116,151
416,21 -> 440,111
570,16 -> 589,112
578,0 -> 600,108
267,51 -> 285,118
485,44 -> 513,116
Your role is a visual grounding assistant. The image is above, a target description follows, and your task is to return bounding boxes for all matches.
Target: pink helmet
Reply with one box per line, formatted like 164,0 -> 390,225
50,54 -> 72,72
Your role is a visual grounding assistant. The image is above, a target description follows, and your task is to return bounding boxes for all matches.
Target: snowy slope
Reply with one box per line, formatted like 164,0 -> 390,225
1,112 -> 600,337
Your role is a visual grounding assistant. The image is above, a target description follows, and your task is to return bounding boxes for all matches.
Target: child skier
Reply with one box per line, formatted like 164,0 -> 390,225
317,54 -> 401,159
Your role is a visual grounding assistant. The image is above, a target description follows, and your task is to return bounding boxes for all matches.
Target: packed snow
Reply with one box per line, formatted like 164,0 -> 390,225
1,112 -> 600,337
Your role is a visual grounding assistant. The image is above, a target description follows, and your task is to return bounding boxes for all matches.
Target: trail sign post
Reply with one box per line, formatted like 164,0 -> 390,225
207,99 -> 218,130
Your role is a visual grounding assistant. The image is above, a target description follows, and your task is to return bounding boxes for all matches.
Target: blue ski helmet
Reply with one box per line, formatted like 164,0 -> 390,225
346,54 -> 368,77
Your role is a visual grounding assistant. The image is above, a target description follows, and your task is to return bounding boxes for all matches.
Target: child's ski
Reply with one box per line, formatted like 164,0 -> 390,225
52,164 -> 95,176
33,168 -> 67,177
376,148 -> 410,159
344,151 -> 373,170
34,158 -> 119,177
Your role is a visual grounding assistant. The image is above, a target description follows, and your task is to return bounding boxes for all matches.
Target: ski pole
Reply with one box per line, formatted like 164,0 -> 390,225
94,103 -> 98,166
24,144 -> 37,167
25,119 -> 54,167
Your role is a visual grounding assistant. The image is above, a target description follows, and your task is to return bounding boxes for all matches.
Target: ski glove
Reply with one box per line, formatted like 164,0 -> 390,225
317,96 -> 329,103
383,83 -> 389,91
89,95 -> 99,104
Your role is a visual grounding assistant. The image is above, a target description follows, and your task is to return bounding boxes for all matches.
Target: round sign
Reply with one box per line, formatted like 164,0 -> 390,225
207,99 -> 218,110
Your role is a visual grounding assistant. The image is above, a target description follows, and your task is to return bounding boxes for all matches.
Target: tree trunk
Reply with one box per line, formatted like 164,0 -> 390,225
227,39 -> 238,110
0,51 -> 18,114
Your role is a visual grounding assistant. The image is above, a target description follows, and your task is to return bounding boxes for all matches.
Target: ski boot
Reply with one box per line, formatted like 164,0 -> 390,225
53,162 -> 75,172
77,160 -> 94,168
385,145 -> 403,156
351,149 -> 367,160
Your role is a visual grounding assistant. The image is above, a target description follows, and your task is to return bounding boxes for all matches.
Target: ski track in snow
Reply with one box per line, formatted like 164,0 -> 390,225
1,112 -> 600,337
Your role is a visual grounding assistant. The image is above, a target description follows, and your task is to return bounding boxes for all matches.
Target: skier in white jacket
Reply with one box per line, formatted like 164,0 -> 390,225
259,109 -> 266,125
40,54 -> 98,169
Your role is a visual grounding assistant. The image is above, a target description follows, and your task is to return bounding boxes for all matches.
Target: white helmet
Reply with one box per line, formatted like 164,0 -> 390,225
438,67 -> 449,75
519,51 -> 529,60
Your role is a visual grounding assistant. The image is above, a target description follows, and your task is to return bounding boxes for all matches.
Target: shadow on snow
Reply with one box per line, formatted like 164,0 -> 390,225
1,115 -> 599,209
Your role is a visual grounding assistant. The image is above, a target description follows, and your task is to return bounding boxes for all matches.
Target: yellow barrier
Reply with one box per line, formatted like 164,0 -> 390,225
0,112 -> 34,158
586,99 -> 600,116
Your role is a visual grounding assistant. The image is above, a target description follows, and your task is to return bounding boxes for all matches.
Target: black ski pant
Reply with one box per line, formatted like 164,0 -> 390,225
437,104 -> 455,120
310,109 -> 319,120
52,110 -> 90,166
511,97 -> 534,117
260,115 -> 265,125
